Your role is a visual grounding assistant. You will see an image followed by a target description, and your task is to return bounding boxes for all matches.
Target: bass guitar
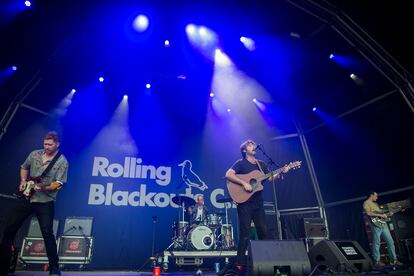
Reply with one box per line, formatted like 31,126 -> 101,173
15,176 -> 63,199
370,207 -> 404,228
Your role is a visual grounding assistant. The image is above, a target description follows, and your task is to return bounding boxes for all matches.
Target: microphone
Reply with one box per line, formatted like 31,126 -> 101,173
255,144 -> 263,150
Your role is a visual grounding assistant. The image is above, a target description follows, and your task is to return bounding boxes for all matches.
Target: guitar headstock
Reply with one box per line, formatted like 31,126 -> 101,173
287,160 -> 302,170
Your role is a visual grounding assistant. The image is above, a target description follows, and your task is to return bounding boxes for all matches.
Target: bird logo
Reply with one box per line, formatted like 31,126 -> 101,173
178,160 -> 208,192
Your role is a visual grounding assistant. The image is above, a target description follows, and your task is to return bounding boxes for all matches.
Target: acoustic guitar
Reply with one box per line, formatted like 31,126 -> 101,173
227,161 -> 302,203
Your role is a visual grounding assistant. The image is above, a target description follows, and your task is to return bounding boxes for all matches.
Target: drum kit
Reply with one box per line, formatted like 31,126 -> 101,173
170,195 -> 235,251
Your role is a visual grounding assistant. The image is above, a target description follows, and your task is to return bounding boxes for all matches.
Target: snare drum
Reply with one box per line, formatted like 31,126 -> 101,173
187,225 -> 215,250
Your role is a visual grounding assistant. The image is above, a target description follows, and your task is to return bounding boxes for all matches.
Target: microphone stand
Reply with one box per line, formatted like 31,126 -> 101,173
151,216 -> 157,257
256,145 -> 283,240
78,226 -> 90,269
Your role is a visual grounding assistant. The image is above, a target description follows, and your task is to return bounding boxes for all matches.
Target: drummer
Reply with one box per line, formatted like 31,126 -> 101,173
187,194 -> 209,228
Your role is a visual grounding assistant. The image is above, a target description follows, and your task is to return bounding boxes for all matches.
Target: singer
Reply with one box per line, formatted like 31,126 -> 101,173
0,131 -> 68,276
225,139 -> 286,271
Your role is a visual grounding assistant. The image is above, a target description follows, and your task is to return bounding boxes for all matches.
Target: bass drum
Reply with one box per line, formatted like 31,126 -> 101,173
187,225 -> 215,250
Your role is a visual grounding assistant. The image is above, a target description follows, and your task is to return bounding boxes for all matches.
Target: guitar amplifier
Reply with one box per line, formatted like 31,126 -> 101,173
57,236 -> 93,264
19,237 -> 50,262
304,218 -> 328,238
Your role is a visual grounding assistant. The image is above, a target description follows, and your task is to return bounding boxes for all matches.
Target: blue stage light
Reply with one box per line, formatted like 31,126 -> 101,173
133,14 -> 149,32
99,77 -> 104,82
146,83 -> 151,89
24,1 -> 31,7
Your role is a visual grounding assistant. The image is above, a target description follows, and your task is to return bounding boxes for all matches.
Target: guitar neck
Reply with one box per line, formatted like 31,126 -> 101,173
258,167 -> 284,182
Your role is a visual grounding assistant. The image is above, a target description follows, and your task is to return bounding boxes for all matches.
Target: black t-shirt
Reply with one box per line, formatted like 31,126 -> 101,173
231,158 -> 269,203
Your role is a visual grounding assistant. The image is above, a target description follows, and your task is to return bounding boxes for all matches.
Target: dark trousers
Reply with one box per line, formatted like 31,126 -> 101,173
1,200 -> 59,268
236,199 -> 267,265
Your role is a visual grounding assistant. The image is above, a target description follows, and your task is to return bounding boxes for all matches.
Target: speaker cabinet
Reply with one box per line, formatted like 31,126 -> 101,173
308,240 -> 372,273
247,240 -> 311,276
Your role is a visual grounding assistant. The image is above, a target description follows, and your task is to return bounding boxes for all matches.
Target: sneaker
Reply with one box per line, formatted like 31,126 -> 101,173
390,260 -> 403,266
374,261 -> 385,268
49,266 -> 61,276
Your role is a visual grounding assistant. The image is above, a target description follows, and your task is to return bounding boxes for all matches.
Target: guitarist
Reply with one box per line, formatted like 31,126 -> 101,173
0,131 -> 68,276
225,140 -> 286,270
363,191 -> 402,267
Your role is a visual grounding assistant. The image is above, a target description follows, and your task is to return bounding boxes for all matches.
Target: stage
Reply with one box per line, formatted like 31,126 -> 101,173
6,268 -> 414,276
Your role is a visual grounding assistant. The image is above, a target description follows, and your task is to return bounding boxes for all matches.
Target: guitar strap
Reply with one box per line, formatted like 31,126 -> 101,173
40,152 -> 62,178
255,160 -> 265,175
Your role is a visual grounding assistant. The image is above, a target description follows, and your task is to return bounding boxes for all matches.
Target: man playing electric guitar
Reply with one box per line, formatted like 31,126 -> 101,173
363,191 -> 402,267
225,140 -> 289,271
1,131 -> 68,276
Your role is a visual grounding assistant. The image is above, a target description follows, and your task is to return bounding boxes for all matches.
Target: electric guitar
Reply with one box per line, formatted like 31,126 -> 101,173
226,161 -> 302,203
15,176 -> 63,199
370,207 -> 404,228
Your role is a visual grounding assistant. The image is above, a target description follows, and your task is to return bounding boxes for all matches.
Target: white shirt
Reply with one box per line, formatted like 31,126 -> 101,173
196,207 -> 203,221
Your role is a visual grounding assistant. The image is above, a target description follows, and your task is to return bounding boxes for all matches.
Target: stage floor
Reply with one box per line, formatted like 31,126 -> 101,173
7,269 -> 414,276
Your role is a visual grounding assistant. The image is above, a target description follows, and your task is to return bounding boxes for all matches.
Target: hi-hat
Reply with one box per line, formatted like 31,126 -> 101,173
172,195 -> 196,207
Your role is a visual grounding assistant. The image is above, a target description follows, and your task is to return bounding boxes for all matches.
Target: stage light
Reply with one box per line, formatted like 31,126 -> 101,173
215,49 -> 231,67
329,54 -> 334,59
240,36 -> 256,51
146,83 -> 151,89
24,1 -> 31,7
99,77 -> 104,82
164,40 -> 170,47
12,66 -> 17,71
350,73 -> 356,80
123,95 -> 128,100
71,89 -> 76,93
312,107 -> 317,112
133,14 -> 149,32
210,92 -> 214,97
186,24 -> 196,35
198,26 -> 207,37
227,108 -> 231,113
252,98 -> 257,102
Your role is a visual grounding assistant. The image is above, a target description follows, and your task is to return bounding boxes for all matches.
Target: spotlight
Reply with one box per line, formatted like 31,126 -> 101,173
215,49 -> 231,67
198,26 -> 207,37
71,89 -> 76,93
123,94 -> 128,100
24,1 -> 31,7
252,98 -> 257,102
227,108 -> 231,113
133,14 -> 149,32
240,36 -> 256,51
164,40 -> 170,47
329,54 -> 334,59
12,66 -> 17,71
146,83 -> 151,89
312,107 -> 317,112
185,24 -> 196,35
209,92 -> 214,97
98,77 -> 104,82
350,73 -> 356,80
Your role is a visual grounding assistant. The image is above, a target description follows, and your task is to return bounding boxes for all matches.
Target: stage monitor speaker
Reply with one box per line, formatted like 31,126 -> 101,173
27,217 -> 59,237
308,240 -> 372,273
247,240 -> 311,276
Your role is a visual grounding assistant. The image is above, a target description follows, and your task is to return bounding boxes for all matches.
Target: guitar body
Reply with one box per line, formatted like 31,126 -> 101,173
226,170 -> 265,204
15,177 -> 62,199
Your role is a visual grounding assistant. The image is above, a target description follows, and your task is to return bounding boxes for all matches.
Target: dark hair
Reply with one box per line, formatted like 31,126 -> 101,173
368,191 -> 376,198
44,131 -> 60,143
240,139 -> 255,158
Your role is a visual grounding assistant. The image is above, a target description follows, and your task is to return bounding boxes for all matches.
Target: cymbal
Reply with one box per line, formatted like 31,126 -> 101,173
216,197 -> 233,203
172,195 -> 196,207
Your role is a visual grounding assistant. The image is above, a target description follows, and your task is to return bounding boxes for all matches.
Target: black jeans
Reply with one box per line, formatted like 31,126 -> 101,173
236,199 -> 267,265
1,200 -> 59,268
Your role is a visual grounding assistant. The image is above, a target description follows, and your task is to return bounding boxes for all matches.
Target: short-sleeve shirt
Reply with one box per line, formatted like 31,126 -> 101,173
231,158 -> 269,203
363,200 -> 381,214
21,149 -> 69,203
